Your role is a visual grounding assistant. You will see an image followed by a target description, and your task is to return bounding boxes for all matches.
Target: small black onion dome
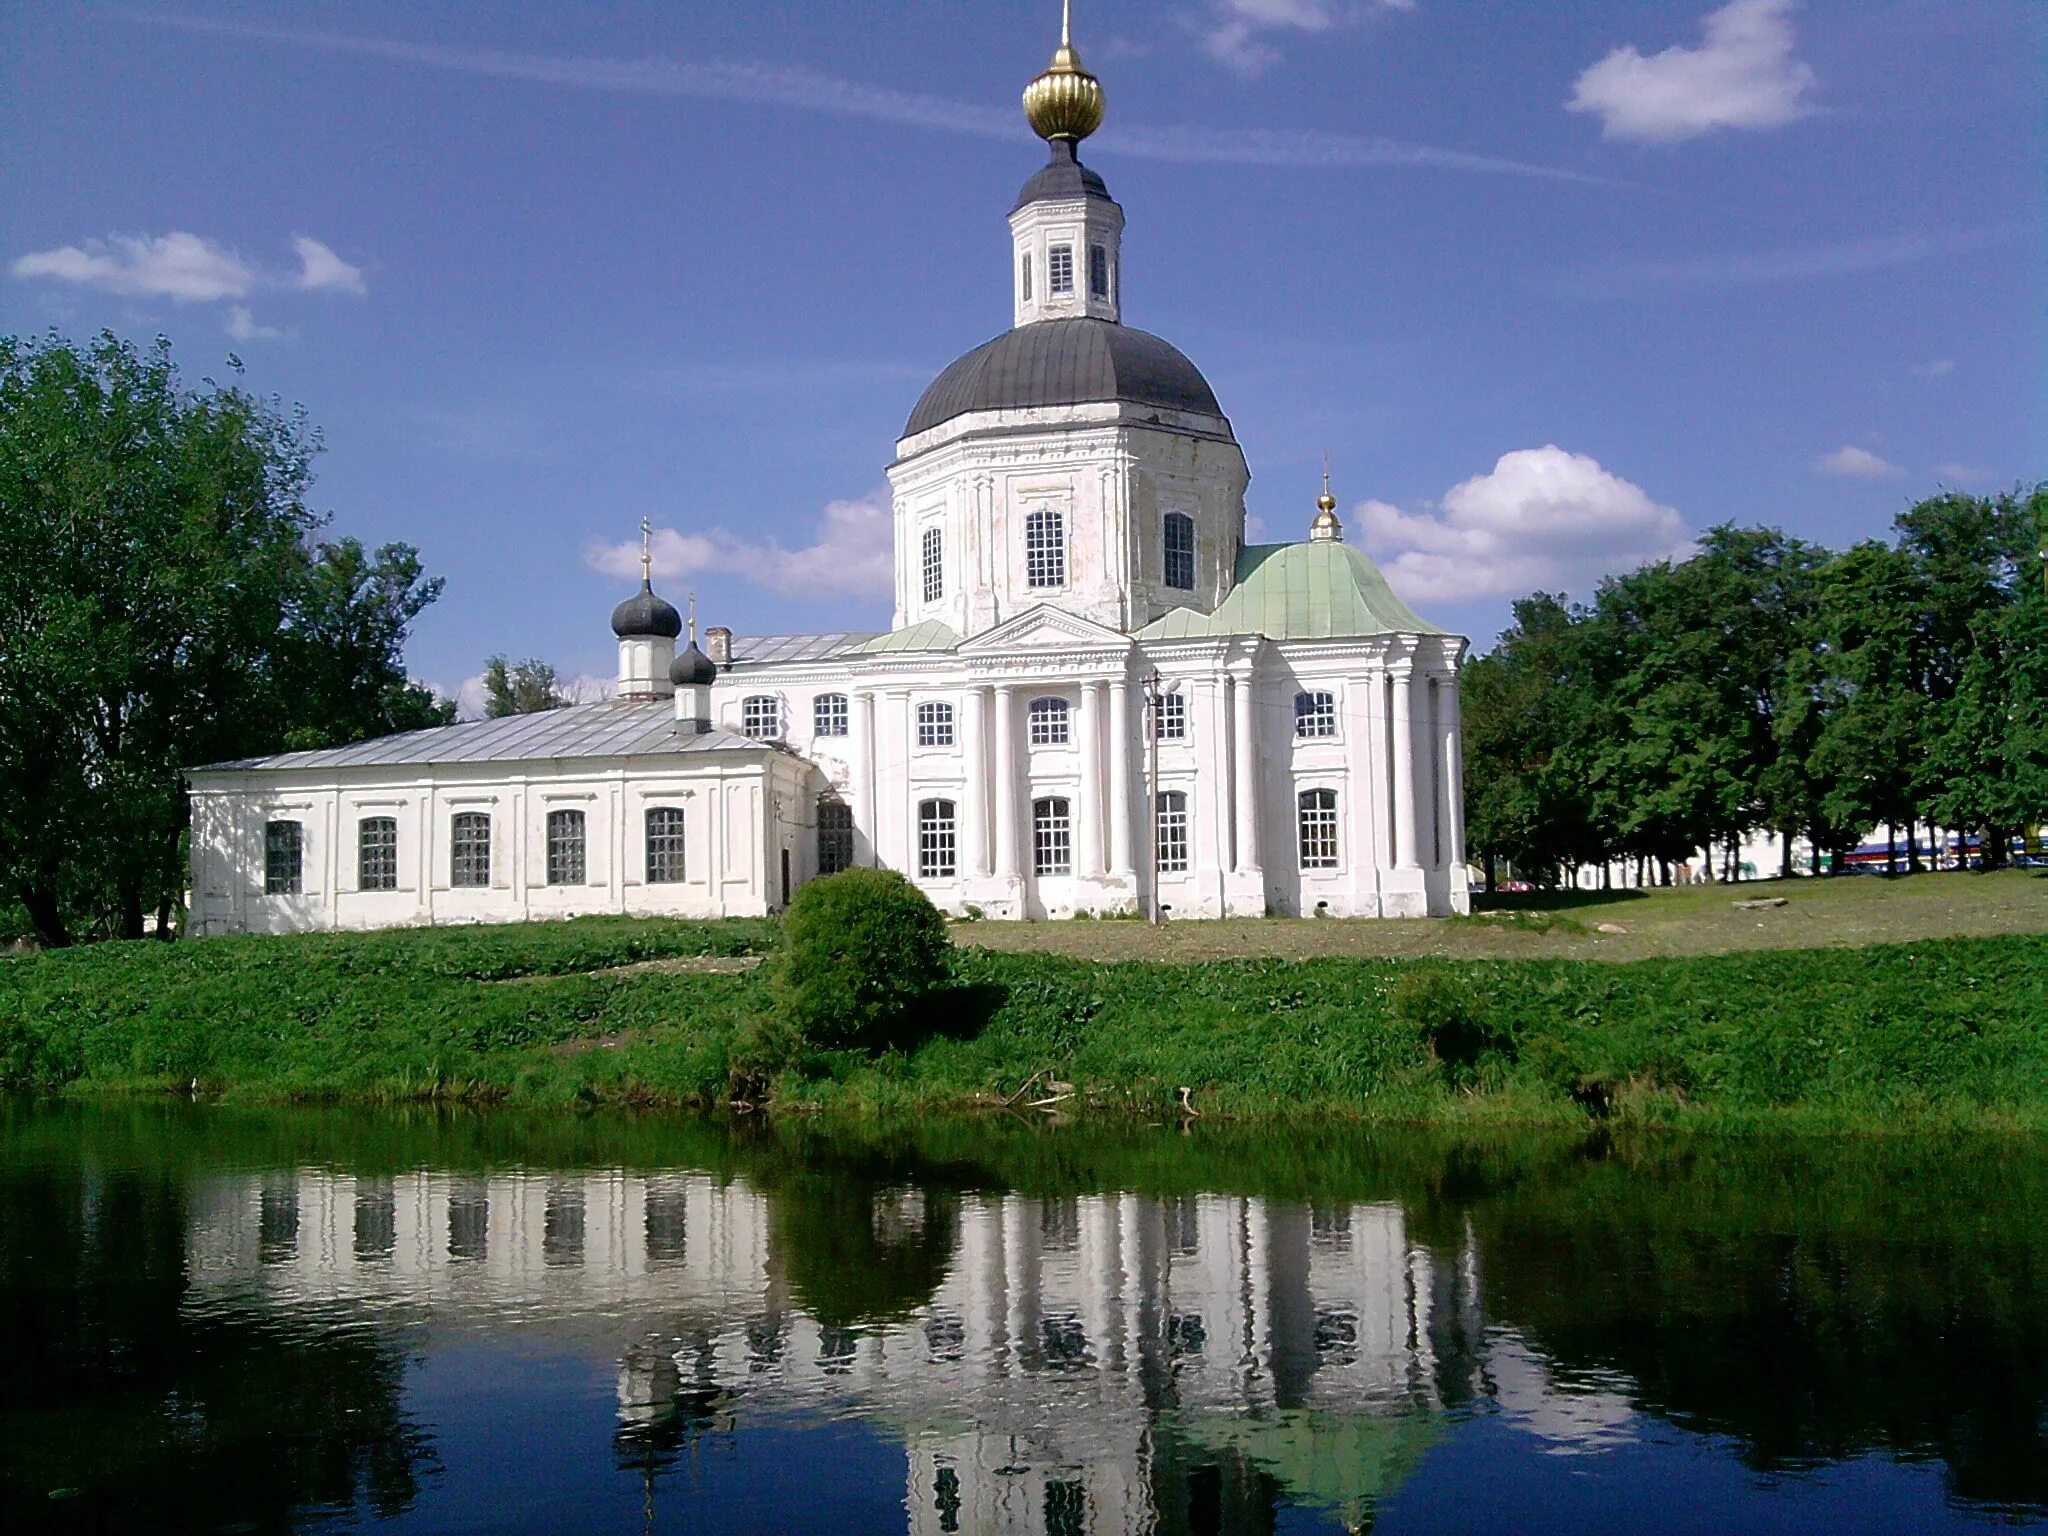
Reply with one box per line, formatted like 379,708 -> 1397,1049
611,581 -> 683,640
669,641 -> 717,687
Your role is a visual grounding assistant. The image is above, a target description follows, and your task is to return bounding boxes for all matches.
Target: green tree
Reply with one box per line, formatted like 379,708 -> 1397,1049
272,539 -> 452,750
479,655 -> 564,717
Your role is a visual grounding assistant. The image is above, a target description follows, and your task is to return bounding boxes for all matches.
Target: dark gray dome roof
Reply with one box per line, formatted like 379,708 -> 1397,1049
903,319 -> 1226,440
669,642 -> 717,686
1011,140 -> 1113,214
610,582 -> 683,640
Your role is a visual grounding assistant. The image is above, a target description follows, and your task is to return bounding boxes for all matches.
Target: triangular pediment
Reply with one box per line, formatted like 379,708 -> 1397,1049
959,604 -> 1133,655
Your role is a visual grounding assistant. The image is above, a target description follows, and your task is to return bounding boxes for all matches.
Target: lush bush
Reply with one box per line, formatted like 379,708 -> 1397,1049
770,868 -> 951,1051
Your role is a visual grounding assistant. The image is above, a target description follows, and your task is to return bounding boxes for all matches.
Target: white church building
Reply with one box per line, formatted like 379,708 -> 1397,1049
187,13 -> 1469,934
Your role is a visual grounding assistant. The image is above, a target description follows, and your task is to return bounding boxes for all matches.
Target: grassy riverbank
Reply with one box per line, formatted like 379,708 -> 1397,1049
3,894 -> 2045,1127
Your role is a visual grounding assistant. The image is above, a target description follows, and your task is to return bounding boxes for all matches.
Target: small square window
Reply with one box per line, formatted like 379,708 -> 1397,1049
742,696 -> 782,740
1048,245 -> 1074,294
1294,690 -> 1337,740
1147,691 -> 1187,742
1028,696 -> 1071,746
916,701 -> 955,748
814,693 -> 849,738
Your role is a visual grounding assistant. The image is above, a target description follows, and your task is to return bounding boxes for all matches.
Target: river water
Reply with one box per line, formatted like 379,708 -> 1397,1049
3,1102 -> 2044,1534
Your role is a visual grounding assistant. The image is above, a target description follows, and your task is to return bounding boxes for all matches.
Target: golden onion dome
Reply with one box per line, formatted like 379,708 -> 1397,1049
1311,462 -> 1343,542
1024,2 -> 1105,143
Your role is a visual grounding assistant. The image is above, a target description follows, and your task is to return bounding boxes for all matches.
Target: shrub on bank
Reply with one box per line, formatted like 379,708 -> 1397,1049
769,869 -> 951,1052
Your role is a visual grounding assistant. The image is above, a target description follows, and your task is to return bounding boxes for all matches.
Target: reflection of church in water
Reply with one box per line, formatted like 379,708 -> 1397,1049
188,1164 -> 1497,1533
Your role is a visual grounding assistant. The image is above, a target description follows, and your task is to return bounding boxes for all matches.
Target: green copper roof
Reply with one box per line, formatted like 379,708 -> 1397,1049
838,619 -> 963,656
1135,539 -> 1444,642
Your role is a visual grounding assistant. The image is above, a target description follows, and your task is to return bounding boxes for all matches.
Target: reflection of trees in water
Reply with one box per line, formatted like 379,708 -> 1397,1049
766,1170 -> 961,1331
0,1166 -> 433,1530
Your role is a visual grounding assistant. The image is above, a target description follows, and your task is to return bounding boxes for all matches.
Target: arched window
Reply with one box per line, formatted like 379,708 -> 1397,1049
1294,689 -> 1337,739
1163,512 -> 1195,590
916,700 -> 956,748
645,806 -> 686,884
450,813 -> 491,888
545,808 -> 585,886
817,800 -> 854,875
1024,509 -> 1066,589
918,799 -> 957,879
264,820 -> 303,895
1033,797 -> 1072,875
1298,789 -> 1339,870
741,695 -> 782,740
813,693 -> 849,738
1156,791 -> 1190,874
1027,696 -> 1071,746
358,816 -> 398,891
921,525 -> 944,605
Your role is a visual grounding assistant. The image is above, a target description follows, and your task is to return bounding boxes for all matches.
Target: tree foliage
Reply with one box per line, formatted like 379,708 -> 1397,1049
1464,488 -> 2047,886
480,655 -> 565,718
771,868 -> 952,1052
0,331 -> 447,946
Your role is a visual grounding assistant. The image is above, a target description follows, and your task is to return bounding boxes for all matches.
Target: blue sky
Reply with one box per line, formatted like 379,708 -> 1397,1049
3,1 -> 2039,706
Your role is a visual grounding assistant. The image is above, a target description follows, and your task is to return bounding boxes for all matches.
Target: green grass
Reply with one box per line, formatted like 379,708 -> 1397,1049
3,913 -> 2046,1130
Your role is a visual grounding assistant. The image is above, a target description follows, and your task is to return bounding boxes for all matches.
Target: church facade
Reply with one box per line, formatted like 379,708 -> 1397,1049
186,16 -> 1469,935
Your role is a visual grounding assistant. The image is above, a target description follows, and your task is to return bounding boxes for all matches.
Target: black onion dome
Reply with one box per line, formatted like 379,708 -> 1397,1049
1010,140 -> 1113,213
669,642 -> 717,687
903,318 -> 1226,440
610,582 -> 683,640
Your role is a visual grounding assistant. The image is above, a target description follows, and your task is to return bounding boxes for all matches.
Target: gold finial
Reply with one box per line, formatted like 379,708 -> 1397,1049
1024,0 -> 1105,144
1312,457 -> 1343,542
1318,454 -> 1337,513
639,516 -> 653,584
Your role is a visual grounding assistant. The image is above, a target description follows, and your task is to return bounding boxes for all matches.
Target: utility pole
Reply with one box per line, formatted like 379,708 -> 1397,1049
1144,667 -> 1162,925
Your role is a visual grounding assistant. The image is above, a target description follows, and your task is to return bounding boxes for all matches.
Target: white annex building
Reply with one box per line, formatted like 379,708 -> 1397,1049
188,13 -> 1469,934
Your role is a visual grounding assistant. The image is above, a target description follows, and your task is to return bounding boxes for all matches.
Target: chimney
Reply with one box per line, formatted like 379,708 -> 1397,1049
704,626 -> 733,666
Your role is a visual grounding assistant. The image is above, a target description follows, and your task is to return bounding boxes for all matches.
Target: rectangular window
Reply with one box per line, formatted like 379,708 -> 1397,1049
1299,789 -> 1340,870
357,816 -> 397,892
447,1179 -> 488,1262
1048,244 -> 1074,294
1163,512 -> 1195,591
1157,790 -> 1190,874
264,819 -> 303,895
817,801 -> 854,875
921,525 -> 944,605
1028,696 -> 1071,746
1088,244 -> 1109,298
353,1178 -> 396,1263
742,695 -> 782,740
1021,252 -> 1033,303
813,693 -> 849,738
916,700 -> 956,748
1024,508 -> 1066,589
645,806 -> 686,884
645,1184 -> 688,1265
450,812 -> 491,888
1147,690 -> 1187,742
546,808 -> 586,886
1295,690 -> 1338,739
918,800 -> 957,880
1033,797 -> 1072,876
544,1182 -> 585,1268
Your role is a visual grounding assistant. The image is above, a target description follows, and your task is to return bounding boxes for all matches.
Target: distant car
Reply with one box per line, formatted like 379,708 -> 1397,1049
1497,880 -> 1533,893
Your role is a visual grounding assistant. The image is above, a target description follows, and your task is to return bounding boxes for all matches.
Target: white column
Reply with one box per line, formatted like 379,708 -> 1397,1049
1442,671 -> 1466,871
1078,681 -> 1105,878
856,691 -> 878,866
1392,668 -> 1420,870
1231,672 -> 1261,874
1108,678 -> 1133,879
962,686 -> 989,877
993,684 -> 1020,882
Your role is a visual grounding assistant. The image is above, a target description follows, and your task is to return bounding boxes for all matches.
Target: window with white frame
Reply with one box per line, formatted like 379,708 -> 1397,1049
813,693 -> 849,738
921,525 -> 944,605
1089,244 -> 1109,298
917,799 -> 957,879
1163,512 -> 1195,590
1298,789 -> 1339,870
545,809 -> 585,886
1156,790 -> 1190,874
1028,696 -> 1071,746
1024,508 -> 1065,588
358,816 -> 398,891
916,701 -> 956,748
1294,690 -> 1337,739
817,800 -> 854,875
264,820 -> 303,895
1049,244 -> 1074,294
450,813 -> 492,888
1021,252 -> 1033,302
1147,690 -> 1187,742
741,695 -> 782,740
1033,798 -> 1072,875
645,806 -> 686,884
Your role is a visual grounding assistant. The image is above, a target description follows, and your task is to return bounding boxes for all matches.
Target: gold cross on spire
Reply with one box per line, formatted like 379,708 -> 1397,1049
639,516 -> 652,584
688,590 -> 697,644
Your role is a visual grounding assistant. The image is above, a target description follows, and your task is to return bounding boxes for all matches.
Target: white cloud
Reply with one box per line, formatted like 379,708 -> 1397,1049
292,235 -> 365,293
1935,462 -> 1989,484
1199,0 -> 1413,77
1550,227 -> 2007,299
12,231 -> 258,302
1358,446 -> 1694,604
224,306 -> 285,342
1815,445 -> 1902,479
586,493 -> 894,599
1567,0 -> 1817,144
1913,357 -> 1957,378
